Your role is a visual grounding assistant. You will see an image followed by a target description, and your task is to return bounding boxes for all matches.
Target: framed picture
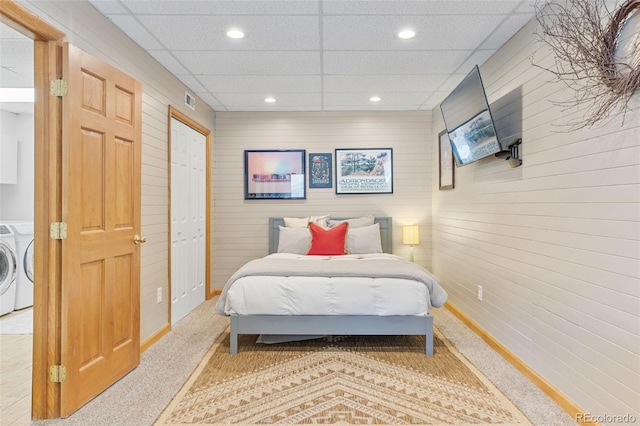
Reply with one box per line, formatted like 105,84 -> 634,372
335,148 -> 393,194
308,153 -> 332,188
438,130 -> 455,190
244,150 -> 306,199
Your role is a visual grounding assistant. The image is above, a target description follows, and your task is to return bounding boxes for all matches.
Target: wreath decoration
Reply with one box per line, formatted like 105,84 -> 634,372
534,0 -> 640,129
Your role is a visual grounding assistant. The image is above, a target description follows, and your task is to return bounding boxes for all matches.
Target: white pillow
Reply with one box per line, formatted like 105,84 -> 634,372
347,223 -> 383,254
277,226 -> 311,254
329,214 -> 375,229
284,214 -> 330,228
283,217 -> 309,227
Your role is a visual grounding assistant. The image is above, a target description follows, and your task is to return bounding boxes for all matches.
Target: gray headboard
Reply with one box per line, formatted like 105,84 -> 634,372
269,217 -> 393,254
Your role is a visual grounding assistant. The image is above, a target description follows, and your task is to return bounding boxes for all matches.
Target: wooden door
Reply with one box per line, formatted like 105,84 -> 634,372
170,117 -> 206,325
60,43 -> 142,417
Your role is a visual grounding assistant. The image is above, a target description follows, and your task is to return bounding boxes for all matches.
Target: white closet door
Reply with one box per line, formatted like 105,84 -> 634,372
171,117 -> 206,325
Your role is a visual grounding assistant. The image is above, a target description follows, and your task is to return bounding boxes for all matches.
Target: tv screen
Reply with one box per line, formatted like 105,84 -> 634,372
440,65 -> 502,167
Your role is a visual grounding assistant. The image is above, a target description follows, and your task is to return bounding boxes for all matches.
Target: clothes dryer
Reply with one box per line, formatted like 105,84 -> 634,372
10,222 -> 34,310
0,224 -> 17,316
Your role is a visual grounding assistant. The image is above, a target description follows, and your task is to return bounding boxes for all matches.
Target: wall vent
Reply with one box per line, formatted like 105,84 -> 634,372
184,91 -> 195,110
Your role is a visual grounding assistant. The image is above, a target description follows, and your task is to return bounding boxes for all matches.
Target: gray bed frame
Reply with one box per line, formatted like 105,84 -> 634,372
229,217 -> 434,355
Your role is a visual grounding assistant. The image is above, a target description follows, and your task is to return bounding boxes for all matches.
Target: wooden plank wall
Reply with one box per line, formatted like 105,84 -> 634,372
213,111 -> 433,289
20,0 -> 216,341
431,18 -> 639,419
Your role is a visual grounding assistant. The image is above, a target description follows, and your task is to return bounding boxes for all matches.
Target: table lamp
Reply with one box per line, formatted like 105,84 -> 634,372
402,225 -> 420,262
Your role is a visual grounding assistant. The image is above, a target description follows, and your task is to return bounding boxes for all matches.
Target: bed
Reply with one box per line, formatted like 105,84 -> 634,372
215,216 -> 447,355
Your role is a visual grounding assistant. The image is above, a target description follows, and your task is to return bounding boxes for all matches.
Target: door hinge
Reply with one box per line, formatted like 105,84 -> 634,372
49,365 -> 67,383
50,79 -> 68,97
50,222 -> 68,240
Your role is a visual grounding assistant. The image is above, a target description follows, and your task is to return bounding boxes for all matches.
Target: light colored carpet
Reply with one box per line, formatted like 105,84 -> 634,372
32,298 -> 577,425
155,328 -> 532,424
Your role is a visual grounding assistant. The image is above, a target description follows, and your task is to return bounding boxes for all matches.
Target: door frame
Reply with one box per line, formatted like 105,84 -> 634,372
167,106 -> 213,328
0,0 -> 66,419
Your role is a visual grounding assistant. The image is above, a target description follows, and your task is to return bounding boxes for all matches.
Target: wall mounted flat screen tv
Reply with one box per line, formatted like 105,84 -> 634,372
440,65 -> 502,167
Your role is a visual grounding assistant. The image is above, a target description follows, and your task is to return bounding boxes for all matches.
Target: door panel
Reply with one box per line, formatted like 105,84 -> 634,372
170,117 -> 205,325
61,43 -> 142,417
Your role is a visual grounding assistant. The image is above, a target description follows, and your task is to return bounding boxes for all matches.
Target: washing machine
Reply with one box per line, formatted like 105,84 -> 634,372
10,222 -> 34,310
0,224 -> 17,316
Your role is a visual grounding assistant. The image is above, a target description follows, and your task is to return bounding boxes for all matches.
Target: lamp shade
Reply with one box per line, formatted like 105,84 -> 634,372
402,225 -> 420,245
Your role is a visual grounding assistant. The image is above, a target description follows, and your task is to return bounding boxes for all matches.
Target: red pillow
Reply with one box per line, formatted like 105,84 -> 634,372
306,222 -> 348,255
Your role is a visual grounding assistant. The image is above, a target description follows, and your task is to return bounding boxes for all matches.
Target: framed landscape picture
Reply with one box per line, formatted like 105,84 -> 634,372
438,130 -> 455,190
335,148 -> 393,194
308,153 -> 332,188
244,150 -> 306,199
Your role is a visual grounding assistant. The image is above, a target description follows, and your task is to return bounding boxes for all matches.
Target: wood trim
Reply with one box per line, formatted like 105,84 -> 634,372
31,38 -> 64,421
444,302 -> 595,425
0,0 -> 65,40
205,121 -> 212,300
210,289 -> 221,297
1,1 -> 67,419
170,106 -> 211,136
167,106 -> 214,321
140,323 -> 171,354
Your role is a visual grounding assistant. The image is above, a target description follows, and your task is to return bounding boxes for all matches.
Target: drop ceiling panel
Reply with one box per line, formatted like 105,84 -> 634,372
147,50 -> 190,75
138,15 -> 320,50
122,0 -> 319,15
323,75 -> 449,93
324,50 -> 471,75
457,50 -> 497,74
194,92 -> 224,108
480,14 -> 535,49
215,92 -> 323,109
196,75 -> 321,93
322,0 -> 522,15
175,75 -> 208,93
108,15 -> 164,50
324,91 -> 431,108
88,0 -> 130,14
76,0 -> 544,111
0,66 -> 33,88
0,38 -> 33,68
322,15 -> 505,51
173,51 -> 321,75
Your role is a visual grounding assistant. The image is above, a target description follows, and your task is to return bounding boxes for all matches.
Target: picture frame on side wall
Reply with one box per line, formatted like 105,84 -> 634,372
335,148 -> 393,194
244,150 -> 306,199
438,130 -> 455,190
308,153 -> 332,188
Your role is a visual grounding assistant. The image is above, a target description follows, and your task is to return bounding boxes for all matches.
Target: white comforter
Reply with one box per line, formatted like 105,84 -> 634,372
216,253 -> 448,316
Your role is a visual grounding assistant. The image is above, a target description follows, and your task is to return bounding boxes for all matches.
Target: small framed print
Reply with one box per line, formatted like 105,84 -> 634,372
335,148 -> 393,194
244,150 -> 306,199
308,153 -> 332,189
438,130 -> 455,190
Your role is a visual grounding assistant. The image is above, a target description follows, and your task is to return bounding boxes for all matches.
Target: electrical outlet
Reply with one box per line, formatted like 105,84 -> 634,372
477,285 -> 483,301
156,287 -> 162,304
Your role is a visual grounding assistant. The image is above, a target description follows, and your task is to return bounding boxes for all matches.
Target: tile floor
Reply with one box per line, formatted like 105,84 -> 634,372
0,308 -> 33,426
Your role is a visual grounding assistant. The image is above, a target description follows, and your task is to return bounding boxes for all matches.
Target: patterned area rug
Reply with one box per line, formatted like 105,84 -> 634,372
155,328 -> 532,425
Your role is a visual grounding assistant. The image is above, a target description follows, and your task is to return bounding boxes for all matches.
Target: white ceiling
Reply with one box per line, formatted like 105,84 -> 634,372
0,1 -> 541,113
0,22 -> 34,114
88,0 -> 539,112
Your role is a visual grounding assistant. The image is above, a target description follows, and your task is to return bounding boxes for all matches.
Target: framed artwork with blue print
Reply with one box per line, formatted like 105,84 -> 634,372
308,153 -> 332,189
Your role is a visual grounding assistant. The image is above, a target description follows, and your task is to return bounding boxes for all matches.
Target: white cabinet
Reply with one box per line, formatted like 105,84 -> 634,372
0,134 -> 18,184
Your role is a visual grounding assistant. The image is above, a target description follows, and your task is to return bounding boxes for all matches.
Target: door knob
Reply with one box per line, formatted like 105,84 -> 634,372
134,234 -> 147,244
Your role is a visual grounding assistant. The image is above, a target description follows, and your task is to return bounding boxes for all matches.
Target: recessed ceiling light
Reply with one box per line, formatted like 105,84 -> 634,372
398,30 -> 416,39
226,29 -> 245,39
370,96 -> 381,102
265,97 -> 276,103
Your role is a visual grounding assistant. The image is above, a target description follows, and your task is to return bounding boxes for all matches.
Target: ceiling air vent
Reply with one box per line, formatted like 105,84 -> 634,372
184,91 -> 195,110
